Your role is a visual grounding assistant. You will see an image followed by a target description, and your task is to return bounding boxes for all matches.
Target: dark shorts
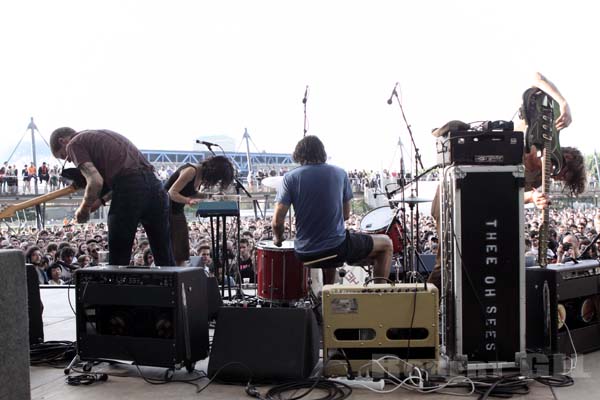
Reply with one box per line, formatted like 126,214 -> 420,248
295,231 -> 374,268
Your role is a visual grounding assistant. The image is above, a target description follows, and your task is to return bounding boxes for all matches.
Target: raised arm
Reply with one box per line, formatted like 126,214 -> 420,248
533,72 -> 572,130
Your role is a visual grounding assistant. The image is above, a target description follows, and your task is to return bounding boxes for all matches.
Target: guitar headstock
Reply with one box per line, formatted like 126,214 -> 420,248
0,204 -> 19,219
521,88 -> 563,176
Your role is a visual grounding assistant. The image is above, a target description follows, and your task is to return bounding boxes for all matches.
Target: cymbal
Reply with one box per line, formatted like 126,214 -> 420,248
391,196 -> 432,204
261,176 -> 284,189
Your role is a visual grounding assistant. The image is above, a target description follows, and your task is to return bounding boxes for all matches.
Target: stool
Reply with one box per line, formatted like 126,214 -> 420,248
302,254 -> 344,270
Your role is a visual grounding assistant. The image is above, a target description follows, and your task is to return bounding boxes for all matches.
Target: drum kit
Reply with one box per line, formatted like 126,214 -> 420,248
250,193 -> 433,306
239,86 -> 436,305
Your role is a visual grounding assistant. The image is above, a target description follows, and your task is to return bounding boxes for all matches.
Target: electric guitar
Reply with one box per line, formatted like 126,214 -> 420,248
521,88 -> 563,267
0,168 -> 88,219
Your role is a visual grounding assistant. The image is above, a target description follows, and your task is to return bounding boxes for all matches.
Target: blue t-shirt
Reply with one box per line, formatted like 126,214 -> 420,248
275,163 -> 353,255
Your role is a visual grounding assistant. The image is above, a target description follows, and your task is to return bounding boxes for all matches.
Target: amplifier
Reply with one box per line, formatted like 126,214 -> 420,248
440,165 -> 525,370
526,260 -> 600,355
75,266 -> 209,371
322,283 -> 439,377
437,130 -> 523,166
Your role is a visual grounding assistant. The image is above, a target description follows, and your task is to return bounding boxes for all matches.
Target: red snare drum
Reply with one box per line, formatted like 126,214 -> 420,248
256,240 -> 308,303
360,206 -> 403,254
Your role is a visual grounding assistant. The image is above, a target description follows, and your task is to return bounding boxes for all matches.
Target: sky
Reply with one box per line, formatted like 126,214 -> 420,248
1,0 -> 598,176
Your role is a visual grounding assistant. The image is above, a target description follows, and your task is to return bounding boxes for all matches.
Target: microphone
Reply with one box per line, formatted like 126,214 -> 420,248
196,140 -> 219,149
302,85 -> 309,104
387,82 -> 398,105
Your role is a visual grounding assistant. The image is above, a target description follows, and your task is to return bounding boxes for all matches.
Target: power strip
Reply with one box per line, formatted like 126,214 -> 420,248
329,377 -> 385,390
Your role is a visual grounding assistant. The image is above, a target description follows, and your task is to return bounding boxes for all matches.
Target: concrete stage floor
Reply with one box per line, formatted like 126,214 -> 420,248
30,288 -> 600,400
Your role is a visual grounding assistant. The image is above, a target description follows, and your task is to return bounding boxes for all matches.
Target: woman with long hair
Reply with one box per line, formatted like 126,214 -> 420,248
164,156 -> 235,265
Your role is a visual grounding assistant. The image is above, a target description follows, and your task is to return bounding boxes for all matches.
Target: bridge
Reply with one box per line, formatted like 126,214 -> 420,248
139,149 -> 296,175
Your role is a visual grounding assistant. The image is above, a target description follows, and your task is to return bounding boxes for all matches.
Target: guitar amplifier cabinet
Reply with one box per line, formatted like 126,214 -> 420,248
440,165 -> 525,371
526,260 -> 600,355
322,283 -> 439,377
437,130 -> 524,166
75,266 -> 209,370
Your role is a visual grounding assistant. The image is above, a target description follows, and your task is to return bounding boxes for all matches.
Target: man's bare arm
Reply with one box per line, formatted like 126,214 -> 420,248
343,201 -> 351,221
272,202 -> 290,246
79,162 -> 104,208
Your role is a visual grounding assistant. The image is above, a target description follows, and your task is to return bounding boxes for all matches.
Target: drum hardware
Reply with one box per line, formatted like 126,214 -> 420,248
381,165 -> 437,283
389,196 -> 433,204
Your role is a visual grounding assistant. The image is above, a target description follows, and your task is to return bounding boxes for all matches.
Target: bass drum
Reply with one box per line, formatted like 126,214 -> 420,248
360,206 -> 403,254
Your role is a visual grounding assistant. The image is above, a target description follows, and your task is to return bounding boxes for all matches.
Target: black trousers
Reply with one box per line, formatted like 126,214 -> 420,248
108,171 -> 175,266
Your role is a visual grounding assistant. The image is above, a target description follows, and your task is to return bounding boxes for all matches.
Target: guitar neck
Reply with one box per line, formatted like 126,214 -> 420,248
538,142 -> 552,267
0,186 -> 79,219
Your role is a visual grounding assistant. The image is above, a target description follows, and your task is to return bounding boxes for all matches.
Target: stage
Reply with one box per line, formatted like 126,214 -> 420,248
30,287 -> 599,399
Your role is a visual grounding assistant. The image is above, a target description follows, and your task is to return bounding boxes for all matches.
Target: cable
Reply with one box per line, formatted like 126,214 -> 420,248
65,373 -> 108,386
131,363 -> 206,391
68,363 -> 207,392
66,283 -> 77,315
30,341 -> 76,366
562,321 -> 578,374
263,378 -> 352,400
197,361 -> 253,393
405,285 -> 418,362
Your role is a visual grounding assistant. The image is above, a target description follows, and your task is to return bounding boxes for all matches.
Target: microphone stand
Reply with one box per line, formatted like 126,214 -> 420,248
390,88 -> 425,279
396,137 -> 409,281
303,85 -> 309,137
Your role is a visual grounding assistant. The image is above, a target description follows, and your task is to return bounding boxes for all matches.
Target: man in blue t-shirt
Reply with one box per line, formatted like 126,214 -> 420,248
272,135 -> 392,285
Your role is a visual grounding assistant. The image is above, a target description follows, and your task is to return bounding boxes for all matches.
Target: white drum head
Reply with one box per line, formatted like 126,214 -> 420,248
360,207 -> 393,232
257,240 -> 295,250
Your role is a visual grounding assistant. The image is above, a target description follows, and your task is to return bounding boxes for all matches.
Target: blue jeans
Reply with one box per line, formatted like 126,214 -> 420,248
108,171 -> 175,266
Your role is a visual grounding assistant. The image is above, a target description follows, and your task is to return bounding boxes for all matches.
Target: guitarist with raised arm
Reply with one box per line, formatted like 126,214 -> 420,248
427,73 -> 586,289
521,73 -> 586,266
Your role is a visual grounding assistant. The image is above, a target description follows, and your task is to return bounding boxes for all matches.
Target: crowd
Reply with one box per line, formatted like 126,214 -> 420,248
2,157 -> 595,197
524,207 -> 600,264
2,201 -> 598,286
0,161 -> 66,194
348,169 -> 440,190
0,161 -> 293,196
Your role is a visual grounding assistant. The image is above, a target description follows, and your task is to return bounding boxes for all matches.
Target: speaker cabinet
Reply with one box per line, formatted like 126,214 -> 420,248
0,250 -> 31,400
75,266 -> 208,370
208,307 -> 319,383
527,260 -> 600,355
26,264 -> 44,345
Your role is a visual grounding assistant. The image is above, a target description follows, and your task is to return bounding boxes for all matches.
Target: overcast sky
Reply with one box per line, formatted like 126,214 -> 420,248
1,0 -> 598,175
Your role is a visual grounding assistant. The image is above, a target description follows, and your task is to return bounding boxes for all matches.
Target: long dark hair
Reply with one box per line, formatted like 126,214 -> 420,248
561,146 -> 586,196
292,135 -> 327,165
199,156 -> 235,190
